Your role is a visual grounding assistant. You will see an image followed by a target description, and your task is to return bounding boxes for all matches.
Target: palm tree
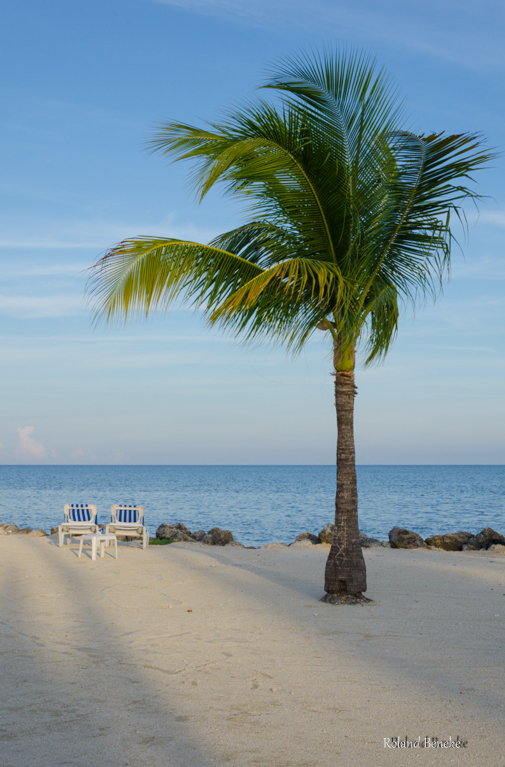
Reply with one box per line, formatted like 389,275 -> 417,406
88,50 -> 493,603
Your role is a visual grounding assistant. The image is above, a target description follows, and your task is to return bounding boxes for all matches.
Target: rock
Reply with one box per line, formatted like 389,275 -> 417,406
318,523 -> 334,545
381,542 -> 391,548
225,540 -> 245,547
359,531 -> 382,548
316,524 -> 382,547
295,532 -> 320,544
173,522 -> 192,536
190,529 -> 206,541
208,527 -> 234,546
463,528 -> 505,551
487,544 -> 505,554
201,534 -> 214,545
50,527 -> 59,535
260,542 -> 288,549
156,523 -> 194,542
0,524 -> 21,534
389,527 -> 427,549
289,539 -> 315,549
425,534 -> 444,549
425,532 -> 472,551
0,523 -> 48,536
484,539 -> 505,550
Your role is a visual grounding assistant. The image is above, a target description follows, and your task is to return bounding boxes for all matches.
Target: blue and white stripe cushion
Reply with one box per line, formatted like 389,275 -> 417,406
69,504 -> 93,522
117,506 -> 140,524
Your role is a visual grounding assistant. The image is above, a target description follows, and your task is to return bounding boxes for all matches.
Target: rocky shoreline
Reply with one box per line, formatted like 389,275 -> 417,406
1,520 -> 505,553
0,524 -> 48,537
153,521 -> 505,553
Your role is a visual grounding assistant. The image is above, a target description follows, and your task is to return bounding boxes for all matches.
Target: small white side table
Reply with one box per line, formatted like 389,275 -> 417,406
78,534 -> 118,561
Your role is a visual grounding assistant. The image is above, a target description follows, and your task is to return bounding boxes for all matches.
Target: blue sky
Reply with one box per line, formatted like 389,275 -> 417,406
1,0 -> 504,464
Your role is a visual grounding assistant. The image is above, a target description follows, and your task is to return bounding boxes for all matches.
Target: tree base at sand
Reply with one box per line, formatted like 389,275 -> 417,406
320,592 -> 373,605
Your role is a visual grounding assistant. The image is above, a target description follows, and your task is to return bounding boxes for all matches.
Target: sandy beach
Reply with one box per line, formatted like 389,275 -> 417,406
0,536 -> 504,766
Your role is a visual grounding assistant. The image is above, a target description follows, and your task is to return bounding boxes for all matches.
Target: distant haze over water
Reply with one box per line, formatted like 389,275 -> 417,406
1,465 -> 503,547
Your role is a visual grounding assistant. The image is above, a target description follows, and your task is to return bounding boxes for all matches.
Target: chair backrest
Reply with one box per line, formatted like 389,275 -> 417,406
63,504 -> 97,523
111,504 -> 144,525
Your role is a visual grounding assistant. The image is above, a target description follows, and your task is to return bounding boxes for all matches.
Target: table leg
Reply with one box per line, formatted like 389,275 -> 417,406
114,538 -> 118,560
100,539 -> 105,558
78,538 -> 83,559
91,538 -> 97,561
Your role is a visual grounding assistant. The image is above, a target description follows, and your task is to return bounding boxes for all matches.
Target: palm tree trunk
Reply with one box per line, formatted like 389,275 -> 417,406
321,365 -> 369,604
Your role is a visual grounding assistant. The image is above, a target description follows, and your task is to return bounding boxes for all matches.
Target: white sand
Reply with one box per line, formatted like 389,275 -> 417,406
0,536 -> 504,766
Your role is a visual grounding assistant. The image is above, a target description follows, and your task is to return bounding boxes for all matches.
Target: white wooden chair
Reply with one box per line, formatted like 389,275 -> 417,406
106,505 -> 148,550
58,504 -> 99,547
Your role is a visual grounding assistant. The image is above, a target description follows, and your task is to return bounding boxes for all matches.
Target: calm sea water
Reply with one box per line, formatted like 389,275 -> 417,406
0,465 -> 503,547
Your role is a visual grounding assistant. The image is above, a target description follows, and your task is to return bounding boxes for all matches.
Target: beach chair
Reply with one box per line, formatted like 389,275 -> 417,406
106,505 -> 148,550
59,504 -> 99,547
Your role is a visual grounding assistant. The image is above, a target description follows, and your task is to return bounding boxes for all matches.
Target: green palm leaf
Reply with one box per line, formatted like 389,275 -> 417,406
88,237 -> 264,323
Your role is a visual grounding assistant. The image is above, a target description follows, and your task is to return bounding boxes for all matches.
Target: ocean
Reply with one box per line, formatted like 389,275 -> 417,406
1,465 -> 503,547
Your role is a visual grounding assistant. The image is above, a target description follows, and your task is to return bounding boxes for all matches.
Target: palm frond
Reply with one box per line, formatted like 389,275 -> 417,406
264,47 -> 406,180
88,47 -> 494,368
86,237 -> 264,324
150,103 -> 353,266
356,130 -> 496,310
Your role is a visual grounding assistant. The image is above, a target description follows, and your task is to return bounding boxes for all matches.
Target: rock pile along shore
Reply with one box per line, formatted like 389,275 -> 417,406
0,524 -> 47,537
1,521 -> 504,553
154,522 -> 505,553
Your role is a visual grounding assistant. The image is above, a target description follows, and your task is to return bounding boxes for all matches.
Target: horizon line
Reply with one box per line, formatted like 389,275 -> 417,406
1,464 -> 504,468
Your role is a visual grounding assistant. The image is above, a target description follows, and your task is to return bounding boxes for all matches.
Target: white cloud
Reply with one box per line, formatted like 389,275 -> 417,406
68,448 -> 104,464
0,294 -> 85,319
68,447 -> 129,464
15,427 -> 47,460
0,240 -> 104,250
1,263 -> 90,277
0,216 -> 220,251
477,210 -> 505,228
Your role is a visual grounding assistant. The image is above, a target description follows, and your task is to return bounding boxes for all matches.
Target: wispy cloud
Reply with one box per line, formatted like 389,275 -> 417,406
14,427 -> 47,461
153,0 -> 505,71
1,94 -> 145,144
1,263 -> 90,277
3,433 -> 131,465
0,240 -> 105,250
477,210 -> 505,228
0,294 -> 85,318
451,253 -> 505,281
68,447 -> 130,464
0,216 -> 221,251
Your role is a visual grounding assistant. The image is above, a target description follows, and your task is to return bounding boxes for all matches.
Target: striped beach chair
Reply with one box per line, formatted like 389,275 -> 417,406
106,505 -> 148,550
59,504 -> 99,547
